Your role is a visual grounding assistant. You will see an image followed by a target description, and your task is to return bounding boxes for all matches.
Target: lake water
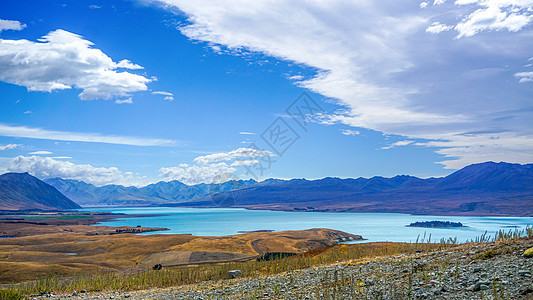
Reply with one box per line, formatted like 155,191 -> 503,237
83,207 -> 533,243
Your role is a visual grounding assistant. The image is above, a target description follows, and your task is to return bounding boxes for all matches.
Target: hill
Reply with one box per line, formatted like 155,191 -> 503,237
0,173 -> 81,211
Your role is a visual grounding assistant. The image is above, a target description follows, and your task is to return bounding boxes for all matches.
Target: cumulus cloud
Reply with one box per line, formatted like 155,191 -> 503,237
0,144 -> 21,151
159,162 -> 237,185
427,0 -> 533,38
159,148 -> 274,184
193,147 -> 273,164
0,123 -> 176,146
2,156 -> 146,186
0,19 -> 26,33
152,0 -> 533,169
0,29 -> 152,100
28,150 -> 53,155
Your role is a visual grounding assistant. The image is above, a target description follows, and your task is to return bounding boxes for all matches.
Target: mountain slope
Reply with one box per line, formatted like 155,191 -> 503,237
0,173 -> 81,211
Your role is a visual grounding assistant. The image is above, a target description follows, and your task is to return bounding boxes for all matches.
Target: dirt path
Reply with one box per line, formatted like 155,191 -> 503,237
251,238 -> 264,255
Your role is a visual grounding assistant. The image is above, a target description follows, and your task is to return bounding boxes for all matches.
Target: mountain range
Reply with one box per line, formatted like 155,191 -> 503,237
35,161 -> 533,216
43,177 -> 256,207
202,162 -> 533,216
0,173 -> 81,211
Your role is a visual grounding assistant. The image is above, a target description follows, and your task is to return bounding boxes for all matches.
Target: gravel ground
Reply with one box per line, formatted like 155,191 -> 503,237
32,238 -> 533,299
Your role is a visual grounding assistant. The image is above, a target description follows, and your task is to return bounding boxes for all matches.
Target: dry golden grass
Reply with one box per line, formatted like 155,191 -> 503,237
170,228 -> 360,255
0,226 -> 355,283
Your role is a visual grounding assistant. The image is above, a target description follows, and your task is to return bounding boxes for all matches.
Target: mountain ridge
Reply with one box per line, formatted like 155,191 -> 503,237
42,161 -> 533,216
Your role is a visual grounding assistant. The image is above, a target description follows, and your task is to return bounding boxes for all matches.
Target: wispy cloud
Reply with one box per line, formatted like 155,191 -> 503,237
152,91 -> 174,101
0,123 -> 176,146
28,150 -> 53,155
0,144 -> 21,151
381,140 -> 415,150
340,129 -> 359,136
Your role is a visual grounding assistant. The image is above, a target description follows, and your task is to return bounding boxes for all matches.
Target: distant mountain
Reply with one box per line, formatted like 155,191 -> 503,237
44,177 -> 257,207
0,173 -> 81,211
43,162 -> 533,216
202,162 -> 533,216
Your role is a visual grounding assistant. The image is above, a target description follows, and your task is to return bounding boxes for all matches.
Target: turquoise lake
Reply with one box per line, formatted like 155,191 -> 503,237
83,207 -> 533,243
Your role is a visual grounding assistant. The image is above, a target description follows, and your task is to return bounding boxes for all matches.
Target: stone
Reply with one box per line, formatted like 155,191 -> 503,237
479,284 -> 489,290
523,247 -> 533,258
228,270 -> 242,279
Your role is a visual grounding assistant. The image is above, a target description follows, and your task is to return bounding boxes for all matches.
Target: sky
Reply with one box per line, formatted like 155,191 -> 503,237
0,0 -> 531,186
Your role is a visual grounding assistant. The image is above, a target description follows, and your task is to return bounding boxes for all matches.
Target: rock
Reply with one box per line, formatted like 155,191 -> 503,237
518,270 -> 531,277
466,283 -> 481,292
523,247 -> 533,258
124,295 -> 131,298
228,270 -> 242,279
479,284 -> 489,290
473,267 -> 482,273
153,264 -> 163,270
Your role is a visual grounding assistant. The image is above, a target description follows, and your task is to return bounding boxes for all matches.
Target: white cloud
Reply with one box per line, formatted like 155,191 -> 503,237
420,2 -> 429,8
152,91 -> 174,101
0,29 -> 152,100
0,19 -> 26,33
427,0 -> 533,38
159,147 -> 273,184
239,131 -> 255,135
153,0 -> 533,169
152,91 -> 173,96
159,162 -> 237,185
115,98 -> 133,104
288,75 -> 304,80
2,156 -> 146,186
0,144 -> 21,151
340,129 -> 360,136
23,110 -> 32,114
515,71 -> 533,82
0,123 -> 176,146
426,22 -> 453,33
231,159 -> 259,166
193,147 -> 273,164
28,150 -> 53,155
52,156 -> 72,159
381,140 -> 415,150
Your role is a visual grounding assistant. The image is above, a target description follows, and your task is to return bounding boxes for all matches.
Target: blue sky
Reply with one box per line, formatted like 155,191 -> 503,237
0,0 -> 531,186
